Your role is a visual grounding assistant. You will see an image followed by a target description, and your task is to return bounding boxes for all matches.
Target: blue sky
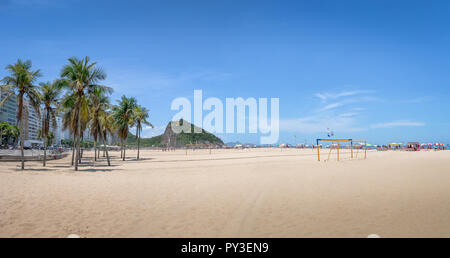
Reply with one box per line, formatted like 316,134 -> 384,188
1,0 -> 450,144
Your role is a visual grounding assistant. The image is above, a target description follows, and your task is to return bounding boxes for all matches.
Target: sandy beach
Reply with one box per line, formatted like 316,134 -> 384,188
0,148 -> 449,238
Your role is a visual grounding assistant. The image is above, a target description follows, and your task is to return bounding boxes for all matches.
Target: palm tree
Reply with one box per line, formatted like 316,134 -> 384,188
101,111 -> 116,158
60,57 -> 110,171
0,122 -> 19,148
0,59 -> 41,170
133,105 -> 152,160
59,92 -> 77,166
0,122 -> 8,147
113,95 -> 137,161
38,130 -> 55,146
39,81 -> 63,166
89,87 -> 111,165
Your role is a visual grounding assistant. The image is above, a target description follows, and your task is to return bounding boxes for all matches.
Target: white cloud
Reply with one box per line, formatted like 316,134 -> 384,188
339,112 -> 359,118
403,96 -> 433,103
105,69 -> 232,96
370,120 -> 425,129
315,90 -> 375,101
281,89 -> 376,134
6,0 -> 73,7
322,102 -> 343,111
317,96 -> 380,112
280,114 -> 365,134
137,125 -> 166,138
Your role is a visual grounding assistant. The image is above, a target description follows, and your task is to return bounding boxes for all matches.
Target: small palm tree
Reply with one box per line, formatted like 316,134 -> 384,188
0,122 -> 19,148
39,80 -> 63,166
60,56 -> 110,171
0,122 -> 8,147
113,95 -> 137,161
133,105 -> 153,160
0,59 -> 41,170
89,87 -> 112,165
38,130 -> 55,146
100,111 -> 116,158
59,92 -> 77,165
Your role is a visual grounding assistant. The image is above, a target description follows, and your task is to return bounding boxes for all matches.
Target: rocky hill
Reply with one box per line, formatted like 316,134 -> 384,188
127,119 -> 224,147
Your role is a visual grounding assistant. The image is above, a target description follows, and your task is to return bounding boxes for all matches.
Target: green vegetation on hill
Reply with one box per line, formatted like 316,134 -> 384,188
176,126 -> 223,146
126,119 -> 224,147
127,133 -> 163,147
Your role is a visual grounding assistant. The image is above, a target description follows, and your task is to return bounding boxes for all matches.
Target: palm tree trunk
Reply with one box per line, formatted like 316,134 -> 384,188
43,109 -> 49,167
20,122 -> 24,170
94,139 -> 97,162
80,134 -> 83,160
102,132 -> 106,157
74,108 -> 81,171
43,137 -> 47,167
18,95 -> 25,170
120,139 -> 123,158
137,128 -> 140,160
71,134 -> 75,166
123,140 -> 126,161
101,130 -> 110,166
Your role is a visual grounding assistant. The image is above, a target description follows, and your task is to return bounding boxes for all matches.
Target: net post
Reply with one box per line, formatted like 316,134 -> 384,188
351,141 -> 353,159
337,142 -> 340,161
364,141 -> 367,159
317,139 -> 320,161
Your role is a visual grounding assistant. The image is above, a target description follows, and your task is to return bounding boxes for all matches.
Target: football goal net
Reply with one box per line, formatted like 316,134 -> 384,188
316,139 -> 367,161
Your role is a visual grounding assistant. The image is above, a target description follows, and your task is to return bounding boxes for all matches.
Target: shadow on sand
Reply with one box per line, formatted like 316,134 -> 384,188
124,157 -> 154,162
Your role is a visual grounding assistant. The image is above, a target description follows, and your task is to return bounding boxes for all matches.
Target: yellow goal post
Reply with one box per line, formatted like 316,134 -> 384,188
316,139 -> 367,161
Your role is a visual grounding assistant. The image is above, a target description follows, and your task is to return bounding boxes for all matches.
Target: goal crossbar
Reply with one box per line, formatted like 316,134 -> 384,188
316,139 -> 367,161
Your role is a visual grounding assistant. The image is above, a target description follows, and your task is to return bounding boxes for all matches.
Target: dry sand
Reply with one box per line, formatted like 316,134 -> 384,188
0,148 -> 449,238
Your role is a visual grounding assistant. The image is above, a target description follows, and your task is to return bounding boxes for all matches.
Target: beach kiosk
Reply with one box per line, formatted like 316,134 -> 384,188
389,142 -> 403,150
406,142 -> 420,151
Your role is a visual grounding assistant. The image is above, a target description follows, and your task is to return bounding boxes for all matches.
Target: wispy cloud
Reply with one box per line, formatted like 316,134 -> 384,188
106,69 -> 232,96
139,125 -> 166,138
316,96 -> 380,112
315,90 -> 375,102
339,112 -> 359,118
370,120 -> 425,129
4,0 -> 72,6
281,89 -> 375,134
322,102 -> 343,111
403,96 -> 433,103
280,114 -> 366,134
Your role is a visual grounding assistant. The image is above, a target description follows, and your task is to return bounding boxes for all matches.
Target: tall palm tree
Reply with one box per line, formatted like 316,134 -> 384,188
113,95 -> 137,161
0,59 -> 41,170
133,105 -> 152,160
89,87 -> 111,165
59,92 -> 77,165
60,56 -> 110,171
39,81 -> 63,166
101,111 -> 116,158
